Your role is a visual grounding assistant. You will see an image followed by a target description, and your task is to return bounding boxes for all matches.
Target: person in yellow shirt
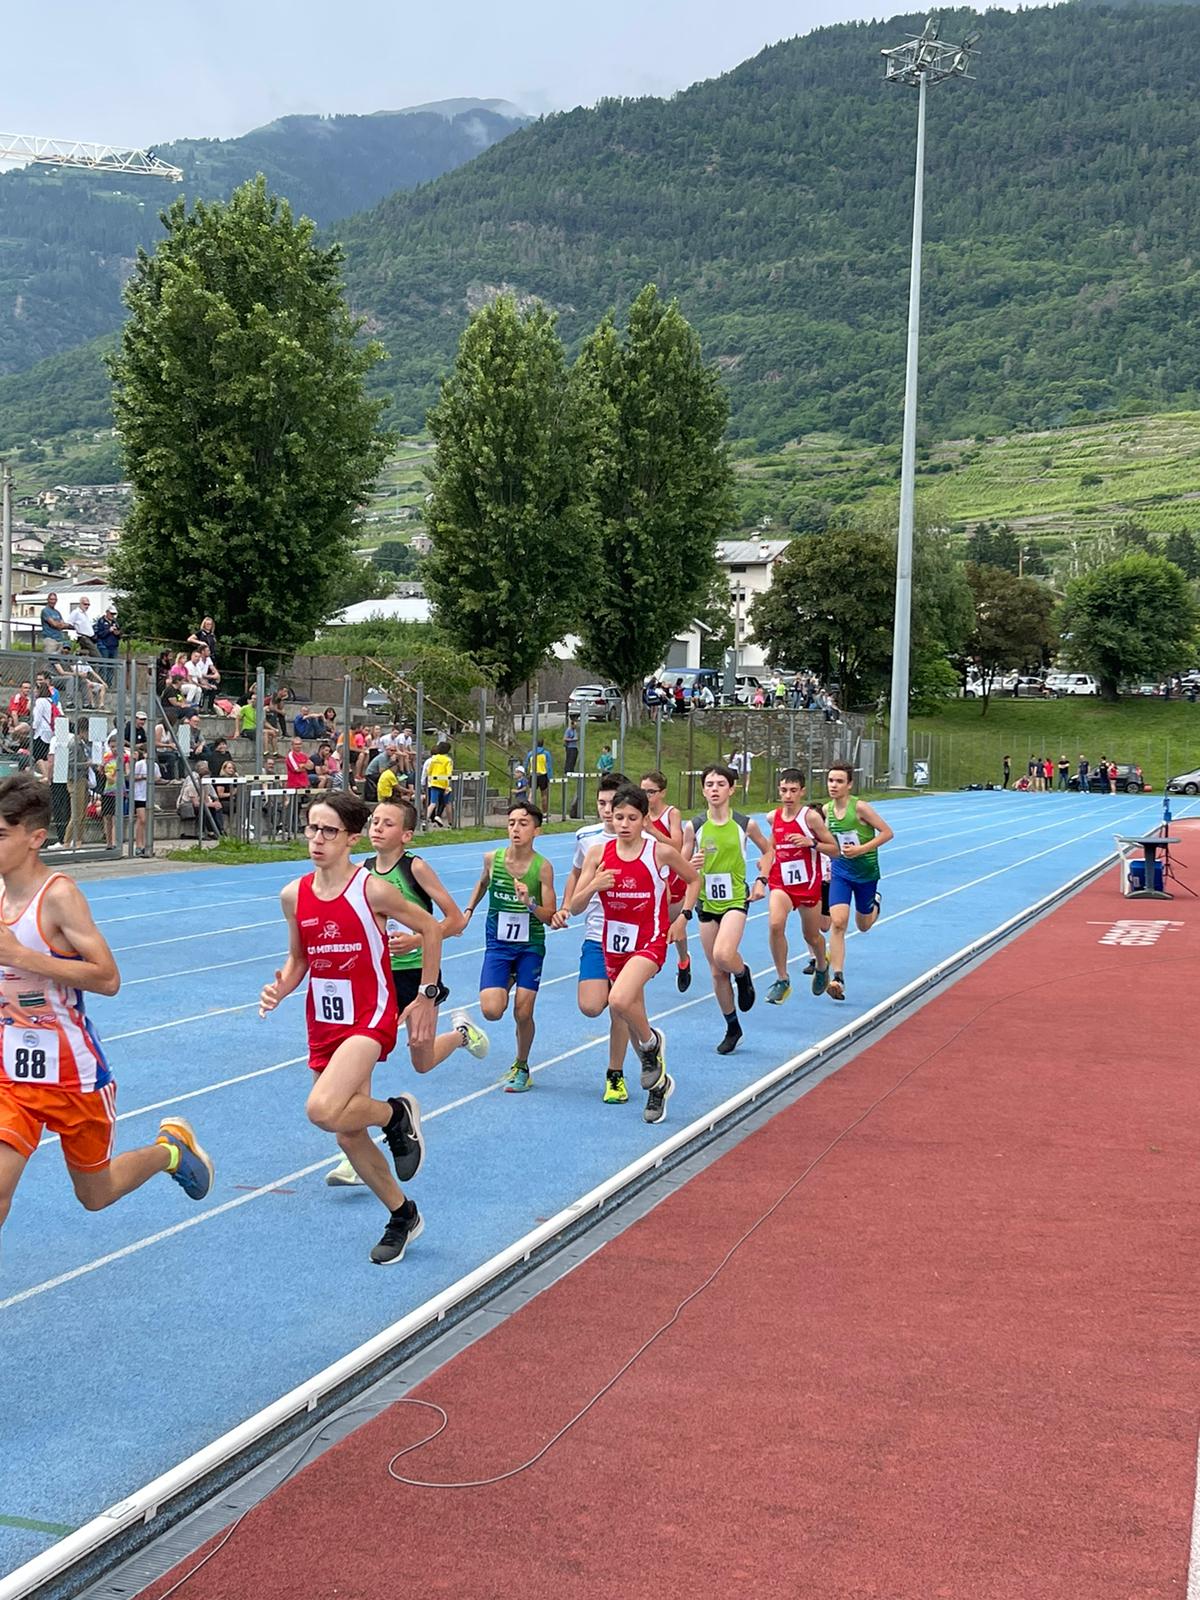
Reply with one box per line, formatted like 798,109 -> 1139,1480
377,757 -> 407,804
425,741 -> 454,828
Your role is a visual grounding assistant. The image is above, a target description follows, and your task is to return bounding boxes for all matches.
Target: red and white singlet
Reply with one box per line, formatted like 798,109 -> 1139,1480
598,835 -> 670,975
649,804 -> 686,905
767,806 -> 823,907
0,874 -> 111,1093
297,867 -> 399,1071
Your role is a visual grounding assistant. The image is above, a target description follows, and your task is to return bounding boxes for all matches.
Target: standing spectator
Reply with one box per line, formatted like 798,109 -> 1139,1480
728,746 -> 757,799
132,748 -> 158,856
285,735 -> 312,790
40,591 -> 66,656
525,736 -> 552,809
187,616 -> 218,656
425,739 -> 454,827
1077,754 -> 1090,791
68,596 -> 98,657
64,720 -> 92,852
154,649 -> 174,697
266,692 -> 289,741
672,679 -> 687,716
1027,755 -> 1040,792
563,717 -> 579,775
93,605 -> 121,684
31,677 -> 56,778
1056,755 -> 1070,790
195,645 -> 221,711
1042,756 -> 1054,792
1108,759 -> 1118,795
752,685 -> 766,709
512,762 -> 529,801
1002,753 -> 1011,788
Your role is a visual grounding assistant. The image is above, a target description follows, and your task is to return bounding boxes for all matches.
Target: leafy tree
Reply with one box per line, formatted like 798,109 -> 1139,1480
422,296 -> 596,739
1059,551 -> 1200,700
911,524 -> 974,711
372,539 -> 423,577
966,522 -> 1020,574
749,526 -> 893,700
963,563 -> 1058,715
109,179 -> 390,661
1164,529 -> 1200,581
573,286 -> 734,698
696,569 -> 737,669
326,557 -> 395,611
302,618 -> 491,726
1021,541 -> 1049,577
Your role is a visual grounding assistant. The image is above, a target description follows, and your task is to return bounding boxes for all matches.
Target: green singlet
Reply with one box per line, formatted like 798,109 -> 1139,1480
366,852 -> 431,971
689,810 -> 752,914
827,795 -> 880,883
485,850 -> 547,951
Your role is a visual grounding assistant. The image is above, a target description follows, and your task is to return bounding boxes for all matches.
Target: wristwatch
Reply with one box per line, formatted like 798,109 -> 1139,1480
419,983 -> 441,1001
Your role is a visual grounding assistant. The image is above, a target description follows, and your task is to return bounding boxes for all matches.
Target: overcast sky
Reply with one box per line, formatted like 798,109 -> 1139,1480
7,0 -> 930,148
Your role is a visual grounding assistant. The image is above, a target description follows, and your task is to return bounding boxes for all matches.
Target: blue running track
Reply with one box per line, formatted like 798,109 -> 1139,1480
1,789 -> 1194,1577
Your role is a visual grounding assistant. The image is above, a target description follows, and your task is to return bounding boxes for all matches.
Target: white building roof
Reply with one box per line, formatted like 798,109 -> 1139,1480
326,596 -> 432,626
714,539 -> 791,566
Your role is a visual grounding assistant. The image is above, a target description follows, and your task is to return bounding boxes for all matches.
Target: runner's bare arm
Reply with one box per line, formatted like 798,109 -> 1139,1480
411,855 -> 468,938
567,843 -> 613,914
746,817 -> 773,902
260,882 -> 308,1015
553,865 -> 580,929
367,877 -> 442,990
656,842 -> 700,912
528,860 -> 557,926
845,802 -> 894,855
756,812 -> 776,878
808,808 -> 841,858
460,851 -> 494,922
0,877 -> 121,997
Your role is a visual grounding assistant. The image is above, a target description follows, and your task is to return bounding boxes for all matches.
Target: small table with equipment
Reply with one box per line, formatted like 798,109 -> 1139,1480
1115,834 -> 1178,900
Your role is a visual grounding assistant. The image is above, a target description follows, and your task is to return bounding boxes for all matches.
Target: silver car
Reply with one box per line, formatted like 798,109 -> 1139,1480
1167,766 -> 1200,796
567,684 -> 622,722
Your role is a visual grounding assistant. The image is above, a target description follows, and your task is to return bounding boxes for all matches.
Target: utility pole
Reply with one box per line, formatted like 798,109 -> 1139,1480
1,462 -> 11,649
880,18 -> 978,788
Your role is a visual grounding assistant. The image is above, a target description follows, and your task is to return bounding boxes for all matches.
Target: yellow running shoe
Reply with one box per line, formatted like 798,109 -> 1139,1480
603,1070 -> 629,1104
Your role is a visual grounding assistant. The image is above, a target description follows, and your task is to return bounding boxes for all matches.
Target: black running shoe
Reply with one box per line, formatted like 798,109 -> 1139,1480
643,1072 -> 674,1125
381,1095 -> 424,1183
716,1024 -> 742,1056
639,1029 -> 666,1091
734,966 -> 756,1012
676,959 -> 692,994
802,958 -> 816,976
370,1204 -> 424,1265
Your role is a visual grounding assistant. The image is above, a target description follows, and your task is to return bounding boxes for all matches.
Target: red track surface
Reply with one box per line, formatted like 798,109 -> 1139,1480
146,851 -> 1200,1600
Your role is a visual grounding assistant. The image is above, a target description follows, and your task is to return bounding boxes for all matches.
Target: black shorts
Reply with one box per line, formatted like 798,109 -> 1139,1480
697,903 -> 748,925
32,738 -> 50,761
391,968 -> 447,1012
821,882 -> 830,917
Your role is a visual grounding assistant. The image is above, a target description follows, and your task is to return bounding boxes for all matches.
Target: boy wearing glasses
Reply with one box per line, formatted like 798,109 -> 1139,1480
462,802 -> 557,1093
258,793 -> 442,1266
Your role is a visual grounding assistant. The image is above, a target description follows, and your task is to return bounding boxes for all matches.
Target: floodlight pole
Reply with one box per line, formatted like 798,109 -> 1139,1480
888,70 -> 926,791
880,19 -> 977,789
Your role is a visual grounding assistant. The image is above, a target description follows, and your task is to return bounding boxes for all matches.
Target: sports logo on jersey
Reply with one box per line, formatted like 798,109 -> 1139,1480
321,921 -> 340,941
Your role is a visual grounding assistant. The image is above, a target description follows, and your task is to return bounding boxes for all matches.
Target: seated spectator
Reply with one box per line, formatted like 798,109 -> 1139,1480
155,649 -> 174,697
195,645 -> 221,711
207,735 -> 232,773
236,693 -> 257,743
285,735 -> 312,790
187,616 -> 218,657
213,759 -> 238,826
70,657 -> 106,708
311,741 -> 335,790
161,681 -> 187,723
7,681 -> 31,722
291,705 -> 318,739
183,649 -> 209,707
179,761 -> 225,836
397,726 -> 415,776
363,745 -> 394,803
154,719 -> 181,780
123,711 -> 150,749
320,706 -> 339,742
376,752 -> 407,803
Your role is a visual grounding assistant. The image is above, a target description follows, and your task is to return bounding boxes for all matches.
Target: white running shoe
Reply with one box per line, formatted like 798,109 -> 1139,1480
325,1154 -> 364,1187
452,1009 -> 490,1060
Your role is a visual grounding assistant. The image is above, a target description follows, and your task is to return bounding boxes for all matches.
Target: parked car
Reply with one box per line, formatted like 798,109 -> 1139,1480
1167,767 -> 1200,796
733,674 -> 764,706
1068,763 -> 1147,794
567,685 -> 622,722
1012,675 -> 1053,698
1060,673 -> 1100,696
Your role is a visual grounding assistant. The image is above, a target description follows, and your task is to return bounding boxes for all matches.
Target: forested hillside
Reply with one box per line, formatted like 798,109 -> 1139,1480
6,3 -> 1200,450
0,103 -> 526,376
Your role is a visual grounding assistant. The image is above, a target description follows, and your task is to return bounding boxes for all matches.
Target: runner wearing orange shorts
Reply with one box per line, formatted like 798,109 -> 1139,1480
0,775 -> 212,1239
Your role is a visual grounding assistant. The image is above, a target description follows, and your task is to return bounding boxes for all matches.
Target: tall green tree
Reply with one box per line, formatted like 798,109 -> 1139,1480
1059,551 -> 1200,700
963,563 -> 1058,715
109,178 -> 391,662
1164,529 -> 1200,581
573,286 -> 734,698
749,526 -> 893,699
911,524 -> 975,713
423,296 -> 596,738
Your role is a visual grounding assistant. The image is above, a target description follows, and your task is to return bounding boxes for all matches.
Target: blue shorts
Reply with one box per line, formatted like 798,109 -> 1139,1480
578,938 -> 608,984
480,942 -> 545,994
828,872 -> 880,916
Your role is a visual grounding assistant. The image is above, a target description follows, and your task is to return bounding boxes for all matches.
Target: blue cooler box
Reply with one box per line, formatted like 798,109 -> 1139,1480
1127,859 -> 1164,892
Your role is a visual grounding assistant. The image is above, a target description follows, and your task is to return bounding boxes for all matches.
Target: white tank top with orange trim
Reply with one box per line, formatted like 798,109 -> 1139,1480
0,873 -> 111,1092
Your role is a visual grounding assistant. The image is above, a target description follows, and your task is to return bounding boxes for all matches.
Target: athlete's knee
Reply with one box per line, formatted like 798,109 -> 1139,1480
578,993 -> 608,1019
408,1044 -> 436,1074
70,1174 -> 113,1212
306,1096 -> 342,1133
479,993 -> 506,1022
514,992 -> 537,1024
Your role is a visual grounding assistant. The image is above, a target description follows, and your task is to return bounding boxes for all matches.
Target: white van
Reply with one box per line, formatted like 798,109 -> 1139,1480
1060,674 -> 1099,696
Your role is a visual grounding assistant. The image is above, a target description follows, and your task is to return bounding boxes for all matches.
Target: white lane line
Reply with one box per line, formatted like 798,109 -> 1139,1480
122,952 -> 286,987
97,894 -> 272,924
103,999 -> 298,1042
110,920 -> 278,953
1188,1429 -> 1200,1600
11,801 -> 1177,1309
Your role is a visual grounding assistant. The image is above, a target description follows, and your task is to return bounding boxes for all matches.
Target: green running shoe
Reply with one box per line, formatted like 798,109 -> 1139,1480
505,1061 -> 532,1093
766,978 -> 791,1005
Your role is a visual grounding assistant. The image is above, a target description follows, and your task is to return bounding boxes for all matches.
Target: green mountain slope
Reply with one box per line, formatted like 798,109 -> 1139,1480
0,103 -> 526,378
8,3 -> 1200,451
